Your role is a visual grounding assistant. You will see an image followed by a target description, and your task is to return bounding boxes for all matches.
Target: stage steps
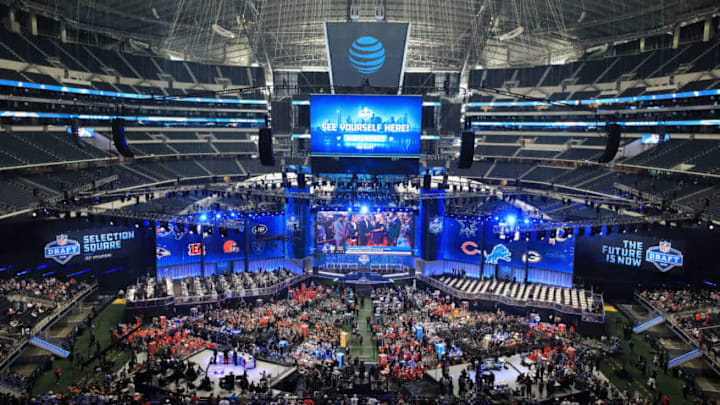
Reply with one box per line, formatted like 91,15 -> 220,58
668,349 -> 703,368
29,336 -> 70,358
633,315 -> 665,334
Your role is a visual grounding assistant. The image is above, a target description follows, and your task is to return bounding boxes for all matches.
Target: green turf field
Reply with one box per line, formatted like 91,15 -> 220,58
599,310 -> 696,404
345,298 -> 377,363
32,301 -> 128,396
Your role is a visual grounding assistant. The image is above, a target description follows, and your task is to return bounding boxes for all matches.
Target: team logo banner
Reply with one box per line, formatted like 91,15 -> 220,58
324,22 -> 410,88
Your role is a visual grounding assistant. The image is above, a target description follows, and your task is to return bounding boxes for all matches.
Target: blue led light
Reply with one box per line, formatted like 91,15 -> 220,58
360,205 -> 369,214
0,79 -> 267,105
198,213 -> 208,222
469,119 -> 720,128
505,215 -> 517,225
465,88 -> 720,107
0,110 -> 265,124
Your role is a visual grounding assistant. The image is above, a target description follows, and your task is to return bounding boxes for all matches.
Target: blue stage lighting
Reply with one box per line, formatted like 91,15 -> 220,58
198,213 -> 208,222
523,218 -> 530,224
360,205 -> 369,214
347,207 -> 353,213
215,213 -> 222,219
229,211 -> 237,218
506,215 -> 517,225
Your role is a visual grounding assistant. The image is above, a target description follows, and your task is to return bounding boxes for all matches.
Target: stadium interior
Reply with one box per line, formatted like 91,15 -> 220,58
0,0 -> 719,404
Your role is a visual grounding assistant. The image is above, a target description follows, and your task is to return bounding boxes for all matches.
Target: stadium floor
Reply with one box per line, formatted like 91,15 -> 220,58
599,310 -> 697,405
346,298 -> 377,363
31,301 -> 128,395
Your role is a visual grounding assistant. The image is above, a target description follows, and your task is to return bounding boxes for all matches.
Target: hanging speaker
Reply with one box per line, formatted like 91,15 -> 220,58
112,118 -> 134,158
258,128 -> 274,166
597,123 -> 621,163
458,130 -> 475,169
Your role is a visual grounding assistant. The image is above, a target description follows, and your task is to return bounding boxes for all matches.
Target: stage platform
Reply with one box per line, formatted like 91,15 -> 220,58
156,349 -> 296,397
425,354 -> 585,401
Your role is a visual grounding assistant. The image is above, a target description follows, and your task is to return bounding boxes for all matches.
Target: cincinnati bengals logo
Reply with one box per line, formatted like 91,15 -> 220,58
188,243 -> 203,256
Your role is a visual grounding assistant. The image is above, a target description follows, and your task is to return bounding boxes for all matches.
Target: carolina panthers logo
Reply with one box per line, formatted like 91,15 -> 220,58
483,244 -> 512,265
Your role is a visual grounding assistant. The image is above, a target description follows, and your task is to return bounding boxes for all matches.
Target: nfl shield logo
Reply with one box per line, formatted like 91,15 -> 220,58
44,234 -> 81,265
659,241 -> 671,253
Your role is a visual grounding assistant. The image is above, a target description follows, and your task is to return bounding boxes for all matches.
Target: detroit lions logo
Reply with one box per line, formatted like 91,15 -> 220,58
483,244 -> 512,265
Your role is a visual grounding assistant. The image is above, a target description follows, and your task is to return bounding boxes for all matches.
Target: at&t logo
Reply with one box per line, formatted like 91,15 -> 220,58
349,36 -> 385,74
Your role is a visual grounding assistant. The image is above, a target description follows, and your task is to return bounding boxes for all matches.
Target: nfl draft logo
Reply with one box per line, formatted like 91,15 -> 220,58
287,215 -> 299,231
358,255 -> 370,265
44,234 -> 81,264
429,216 -> 443,235
645,241 -> 684,272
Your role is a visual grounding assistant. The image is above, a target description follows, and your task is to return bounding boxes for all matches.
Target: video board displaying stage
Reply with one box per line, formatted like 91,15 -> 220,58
310,94 -> 421,174
315,210 -> 414,255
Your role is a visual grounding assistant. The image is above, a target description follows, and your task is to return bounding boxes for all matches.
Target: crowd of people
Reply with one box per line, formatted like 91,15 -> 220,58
15,281 -> 720,404
0,277 -> 90,303
639,288 -> 720,314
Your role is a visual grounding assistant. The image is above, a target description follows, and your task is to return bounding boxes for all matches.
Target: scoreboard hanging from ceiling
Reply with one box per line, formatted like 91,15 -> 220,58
310,94 -> 421,174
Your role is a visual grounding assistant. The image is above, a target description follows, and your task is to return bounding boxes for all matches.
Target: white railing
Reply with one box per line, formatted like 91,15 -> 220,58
417,274 -> 605,323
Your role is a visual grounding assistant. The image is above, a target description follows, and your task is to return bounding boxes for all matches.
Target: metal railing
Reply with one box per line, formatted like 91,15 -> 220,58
634,291 -> 720,375
417,274 -> 605,323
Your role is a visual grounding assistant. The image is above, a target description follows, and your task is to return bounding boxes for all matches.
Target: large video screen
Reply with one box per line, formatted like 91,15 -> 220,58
315,211 -> 414,255
310,94 -> 422,158
324,22 -> 410,88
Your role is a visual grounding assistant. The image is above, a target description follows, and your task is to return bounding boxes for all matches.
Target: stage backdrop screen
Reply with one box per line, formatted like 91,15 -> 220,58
324,22 -> 410,88
316,210 -> 413,255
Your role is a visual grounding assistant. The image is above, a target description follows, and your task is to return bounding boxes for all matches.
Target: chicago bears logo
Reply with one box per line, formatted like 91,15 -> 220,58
44,234 -> 81,265
461,241 -> 481,256
645,241 -> 683,272
483,244 -> 512,265
156,247 -> 171,259
188,243 -> 203,256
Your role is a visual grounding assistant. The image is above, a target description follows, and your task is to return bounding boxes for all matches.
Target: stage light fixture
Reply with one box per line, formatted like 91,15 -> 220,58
709,223 -> 716,230
109,218 -> 116,226
198,213 -> 208,222
523,218 -> 530,224
565,228 -> 573,238
134,221 -> 141,229
215,213 -> 222,220
360,205 -> 369,214
505,215 -> 517,225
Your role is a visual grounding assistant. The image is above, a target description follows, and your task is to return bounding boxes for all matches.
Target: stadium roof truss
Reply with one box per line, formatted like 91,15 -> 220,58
10,0 -> 720,72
